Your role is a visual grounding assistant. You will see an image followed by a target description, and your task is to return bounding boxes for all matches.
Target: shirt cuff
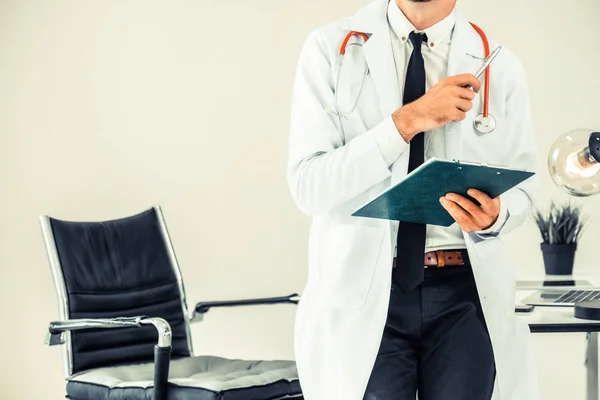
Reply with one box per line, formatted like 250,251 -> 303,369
475,197 -> 509,237
373,115 -> 409,166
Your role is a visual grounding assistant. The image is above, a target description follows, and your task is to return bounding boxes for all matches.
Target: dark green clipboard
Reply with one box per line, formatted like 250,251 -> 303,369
352,158 -> 535,227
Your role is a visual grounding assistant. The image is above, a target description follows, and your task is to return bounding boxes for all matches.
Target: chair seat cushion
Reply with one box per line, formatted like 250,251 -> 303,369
66,355 -> 301,400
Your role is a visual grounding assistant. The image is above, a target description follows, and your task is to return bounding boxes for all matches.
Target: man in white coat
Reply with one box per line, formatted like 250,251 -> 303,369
287,0 -> 540,399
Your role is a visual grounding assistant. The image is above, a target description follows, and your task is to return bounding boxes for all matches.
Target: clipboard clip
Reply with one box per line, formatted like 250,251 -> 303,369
453,159 -> 528,172
454,159 -> 489,167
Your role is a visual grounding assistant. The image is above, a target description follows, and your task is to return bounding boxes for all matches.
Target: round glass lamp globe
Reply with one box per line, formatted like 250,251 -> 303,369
548,128 -> 600,197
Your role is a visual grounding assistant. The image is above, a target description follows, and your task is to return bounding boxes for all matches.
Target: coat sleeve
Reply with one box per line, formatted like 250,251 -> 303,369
472,57 -> 540,240
286,30 -> 408,216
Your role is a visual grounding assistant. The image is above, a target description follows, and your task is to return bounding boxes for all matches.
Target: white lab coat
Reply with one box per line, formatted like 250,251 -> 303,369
287,0 -> 541,399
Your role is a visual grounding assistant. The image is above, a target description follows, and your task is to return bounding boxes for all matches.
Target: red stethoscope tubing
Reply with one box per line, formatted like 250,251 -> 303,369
339,31 -> 370,55
468,22 -> 490,118
339,24 -> 491,118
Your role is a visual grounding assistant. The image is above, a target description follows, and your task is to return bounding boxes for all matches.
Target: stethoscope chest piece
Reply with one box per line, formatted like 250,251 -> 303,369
474,113 -> 496,134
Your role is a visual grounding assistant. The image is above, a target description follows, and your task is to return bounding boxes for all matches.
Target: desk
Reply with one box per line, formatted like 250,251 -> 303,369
517,289 -> 600,400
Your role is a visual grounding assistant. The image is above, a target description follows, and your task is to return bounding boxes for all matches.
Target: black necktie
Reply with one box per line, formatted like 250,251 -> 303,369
394,31 -> 428,293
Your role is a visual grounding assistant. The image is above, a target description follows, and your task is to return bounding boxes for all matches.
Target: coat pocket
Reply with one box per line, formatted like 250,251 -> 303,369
316,224 -> 385,310
469,236 -> 516,310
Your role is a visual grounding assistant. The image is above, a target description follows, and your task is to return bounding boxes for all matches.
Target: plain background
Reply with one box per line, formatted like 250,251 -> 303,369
1,0 -> 600,398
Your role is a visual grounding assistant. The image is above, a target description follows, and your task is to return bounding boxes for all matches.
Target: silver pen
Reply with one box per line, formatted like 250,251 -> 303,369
464,45 -> 502,90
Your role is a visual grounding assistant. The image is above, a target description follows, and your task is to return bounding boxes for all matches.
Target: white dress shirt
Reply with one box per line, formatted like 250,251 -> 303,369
379,0 -> 506,254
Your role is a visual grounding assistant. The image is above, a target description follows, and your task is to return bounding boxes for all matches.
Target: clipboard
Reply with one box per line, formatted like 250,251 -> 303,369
351,158 -> 535,226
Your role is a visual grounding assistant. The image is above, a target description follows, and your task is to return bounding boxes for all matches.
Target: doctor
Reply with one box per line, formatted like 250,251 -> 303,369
287,0 -> 539,399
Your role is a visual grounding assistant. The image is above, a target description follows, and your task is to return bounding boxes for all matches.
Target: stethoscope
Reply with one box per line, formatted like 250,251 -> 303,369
333,23 -> 497,134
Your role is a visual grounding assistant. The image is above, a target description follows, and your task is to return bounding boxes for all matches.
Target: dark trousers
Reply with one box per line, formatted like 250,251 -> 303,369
364,262 -> 496,400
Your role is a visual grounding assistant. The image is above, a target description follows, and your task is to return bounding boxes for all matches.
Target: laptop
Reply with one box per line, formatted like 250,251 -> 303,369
516,279 -> 593,290
520,280 -> 600,307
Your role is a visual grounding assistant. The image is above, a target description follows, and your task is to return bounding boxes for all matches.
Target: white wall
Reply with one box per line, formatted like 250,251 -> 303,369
1,0 -> 599,398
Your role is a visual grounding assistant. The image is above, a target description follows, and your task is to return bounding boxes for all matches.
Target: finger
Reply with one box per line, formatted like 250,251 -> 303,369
445,193 -> 484,218
468,76 -> 481,93
446,73 -> 476,86
451,110 -> 467,122
452,86 -> 476,100
440,197 -> 475,227
492,196 -> 501,210
447,73 -> 481,93
456,99 -> 473,113
467,188 -> 494,210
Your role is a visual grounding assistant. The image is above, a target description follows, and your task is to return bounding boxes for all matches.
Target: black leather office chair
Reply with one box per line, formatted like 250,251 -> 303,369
41,205 -> 302,400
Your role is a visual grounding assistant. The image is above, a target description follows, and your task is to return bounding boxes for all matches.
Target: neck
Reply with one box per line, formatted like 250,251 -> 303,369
395,0 -> 456,30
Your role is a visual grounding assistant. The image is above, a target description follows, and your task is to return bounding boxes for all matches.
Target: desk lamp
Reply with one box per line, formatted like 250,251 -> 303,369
548,129 -> 600,319
548,129 -> 600,197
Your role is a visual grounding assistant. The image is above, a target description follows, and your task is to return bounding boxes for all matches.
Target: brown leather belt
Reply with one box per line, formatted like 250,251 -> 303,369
393,250 -> 468,269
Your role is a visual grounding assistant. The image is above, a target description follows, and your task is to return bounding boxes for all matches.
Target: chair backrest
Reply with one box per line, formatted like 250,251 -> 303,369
40,206 -> 193,377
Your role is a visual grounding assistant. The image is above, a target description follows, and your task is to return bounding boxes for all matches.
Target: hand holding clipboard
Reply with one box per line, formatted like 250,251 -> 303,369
439,188 -> 501,232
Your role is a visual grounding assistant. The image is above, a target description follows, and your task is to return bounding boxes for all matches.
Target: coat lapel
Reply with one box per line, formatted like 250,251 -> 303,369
362,28 -> 401,117
445,13 -> 490,161
341,0 -> 401,119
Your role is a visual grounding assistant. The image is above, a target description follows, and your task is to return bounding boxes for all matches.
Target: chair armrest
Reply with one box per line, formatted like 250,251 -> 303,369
45,316 -> 172,400
45,316 -> 172,347
191,293 -> 300,321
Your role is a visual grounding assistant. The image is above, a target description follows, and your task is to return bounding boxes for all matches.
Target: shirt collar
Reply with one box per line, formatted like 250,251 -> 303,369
387,0 -> 456,49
